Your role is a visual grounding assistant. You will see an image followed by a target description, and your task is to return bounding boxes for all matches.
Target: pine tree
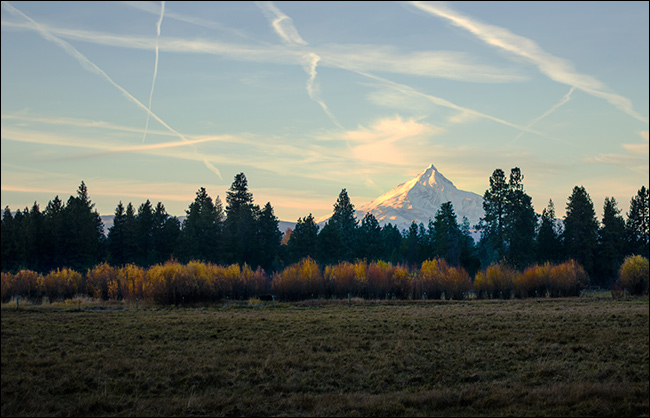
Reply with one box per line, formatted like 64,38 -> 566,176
505,168 -> 537,268
152,202 -> 179,264
288,214 -> 319,262
563,186 -> 599,278
594,197 -> 626,286
316,221 -> 343,265
536,199 -> 561,263
43,196 -> 66,271
122,202 -> 139,265
1,207 -> 21,272
62,181 -> 104,271
357,212 -> 383,261
328,189 -> 358,261
458,216 -> 480,277
432,202 -> 461,266
626,186 -> 649,257
107,202 -> 128,266
381,223 -> 403,264
256,202 -> 282,271
479,169 -> 508,265
179,187 -> 224,263
25,202 -> 45,271
137,200 -> 155,266
403,221 -> 423,266
225,173 -> 259,265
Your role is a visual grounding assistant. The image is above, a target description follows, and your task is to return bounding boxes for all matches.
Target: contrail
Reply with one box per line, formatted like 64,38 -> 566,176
512,86 -> 575,143
304,53 -> 343,129
2,1 -> 221,179
409,1 -> 648,124
257,1 -> 342,128
256,1 -> 307,46
353,69 -> 558,141
142,1 -> 165,144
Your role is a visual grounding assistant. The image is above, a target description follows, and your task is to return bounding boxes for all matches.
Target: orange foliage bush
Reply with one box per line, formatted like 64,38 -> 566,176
515,263 -> 551,298
272,257 -> 323,301
118,264 -> 146,300
144,261 -> 193,305
1,272 -> 13,302
474,263 -> 518,299
325,261 -> 361,298
12,270 -> 43,300
618,255 -> 649,296
86,262 -> 119,300
418,259 -> 470,300
548,259 -> 588,297
41,268 -> 83,301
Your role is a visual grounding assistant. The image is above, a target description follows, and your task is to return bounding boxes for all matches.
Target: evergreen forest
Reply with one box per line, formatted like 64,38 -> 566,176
2,169 -> 648,295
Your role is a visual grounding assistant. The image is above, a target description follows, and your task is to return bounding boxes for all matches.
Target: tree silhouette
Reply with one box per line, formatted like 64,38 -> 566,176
62,181 -> 104,271
563,186 -> 599,278
479,168 -> 508,264
178,187 -> 224,263
328,189 -> 357,261
594,197 -> 626,286
288,214 -> 319,262
256,202 -> 282,271
536,199 -> 561,263
505,168 -> 536,268
225,173 -> 259,265
626,186 -> 649,257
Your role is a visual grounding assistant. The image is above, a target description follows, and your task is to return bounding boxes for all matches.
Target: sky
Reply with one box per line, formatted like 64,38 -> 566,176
1,1 -> 648,224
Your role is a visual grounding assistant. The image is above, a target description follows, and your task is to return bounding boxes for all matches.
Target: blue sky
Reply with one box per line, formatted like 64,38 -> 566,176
1,1 -> 648,223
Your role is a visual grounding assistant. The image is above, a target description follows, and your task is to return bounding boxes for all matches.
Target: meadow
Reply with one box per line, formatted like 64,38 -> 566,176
1,296 -> 648,417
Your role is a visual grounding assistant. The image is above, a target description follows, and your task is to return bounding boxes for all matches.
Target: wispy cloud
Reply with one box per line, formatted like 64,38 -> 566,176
343,116 -> 444,166
1,1 -> 222,178
586,131 -> 650,175
0,126 -> 237,155
142,1 -> 165,144
124,1 -> 259,42
256,1 -> 307,46
622,131 -> 650,155
353,70 -> 551,139
1,15 -> 525,83
409,1 -> 648,124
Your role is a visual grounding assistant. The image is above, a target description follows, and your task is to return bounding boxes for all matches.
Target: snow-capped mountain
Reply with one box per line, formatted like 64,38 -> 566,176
319,164 -> 484,233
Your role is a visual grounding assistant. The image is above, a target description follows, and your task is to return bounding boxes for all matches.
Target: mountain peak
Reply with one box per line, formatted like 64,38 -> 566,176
357,164 -> 484,232
411,163 -> 454,191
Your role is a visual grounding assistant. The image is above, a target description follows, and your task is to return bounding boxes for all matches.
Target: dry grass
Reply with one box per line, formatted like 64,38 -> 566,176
2,297 -> 648,416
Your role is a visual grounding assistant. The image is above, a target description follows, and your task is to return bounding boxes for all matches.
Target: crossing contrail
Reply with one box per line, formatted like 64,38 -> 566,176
257,1 -> 342,128
1,1 -> 222,179
142,1 -> 165,143
512,86 -> 575,143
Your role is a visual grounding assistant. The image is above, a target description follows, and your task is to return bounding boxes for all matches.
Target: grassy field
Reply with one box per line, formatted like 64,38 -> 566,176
1,297 -> 648,416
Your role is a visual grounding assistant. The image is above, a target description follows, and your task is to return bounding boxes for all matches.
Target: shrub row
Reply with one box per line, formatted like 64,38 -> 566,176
2,261 -> 268,304
473,259 -> 589,299
3,256 -> 646,304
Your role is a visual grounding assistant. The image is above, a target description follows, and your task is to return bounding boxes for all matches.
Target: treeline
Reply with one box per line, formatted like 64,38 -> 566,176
1,169 -> 648,289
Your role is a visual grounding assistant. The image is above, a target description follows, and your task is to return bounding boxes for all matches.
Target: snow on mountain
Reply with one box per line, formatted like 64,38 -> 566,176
319,164 -> 484,233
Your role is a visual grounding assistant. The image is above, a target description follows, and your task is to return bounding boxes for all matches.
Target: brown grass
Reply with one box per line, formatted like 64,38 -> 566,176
2,297 -> 648,416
